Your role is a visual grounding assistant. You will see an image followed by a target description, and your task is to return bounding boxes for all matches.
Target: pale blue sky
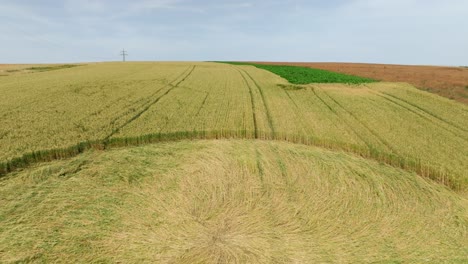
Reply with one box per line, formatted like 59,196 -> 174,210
1,0 -> 467,65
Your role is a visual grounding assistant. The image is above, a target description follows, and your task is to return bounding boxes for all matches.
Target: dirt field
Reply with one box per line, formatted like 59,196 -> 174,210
253,62 -> 468,104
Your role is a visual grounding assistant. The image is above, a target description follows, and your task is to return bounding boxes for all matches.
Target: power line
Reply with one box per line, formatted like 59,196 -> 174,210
120,49 -> 128,62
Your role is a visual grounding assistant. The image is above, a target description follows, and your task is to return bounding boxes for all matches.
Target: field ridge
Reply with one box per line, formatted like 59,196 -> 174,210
0,129 -> 463,191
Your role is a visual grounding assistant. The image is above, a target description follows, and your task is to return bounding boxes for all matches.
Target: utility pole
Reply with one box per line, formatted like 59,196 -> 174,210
120,49 -> 128,62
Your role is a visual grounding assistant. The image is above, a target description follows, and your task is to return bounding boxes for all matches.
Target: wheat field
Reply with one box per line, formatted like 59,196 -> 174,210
0,62 -> 466,190
0,62 -> 467,263
0,140 -> 466,263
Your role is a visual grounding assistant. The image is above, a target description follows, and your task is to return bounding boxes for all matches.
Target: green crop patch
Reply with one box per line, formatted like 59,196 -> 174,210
220,61 -> 377,84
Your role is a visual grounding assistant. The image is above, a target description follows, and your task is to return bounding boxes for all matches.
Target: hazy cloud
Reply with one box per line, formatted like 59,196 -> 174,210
0,0 -> 467,65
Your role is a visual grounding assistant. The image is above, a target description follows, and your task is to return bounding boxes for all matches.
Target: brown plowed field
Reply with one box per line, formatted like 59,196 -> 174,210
253,62 -> 468,104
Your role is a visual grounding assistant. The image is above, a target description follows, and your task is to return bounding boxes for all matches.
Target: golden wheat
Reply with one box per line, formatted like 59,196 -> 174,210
0,62 -> 467,190
0,140 -> 466,262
